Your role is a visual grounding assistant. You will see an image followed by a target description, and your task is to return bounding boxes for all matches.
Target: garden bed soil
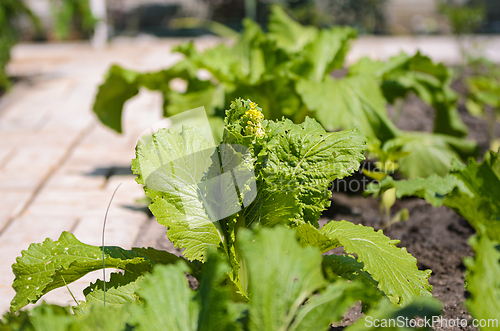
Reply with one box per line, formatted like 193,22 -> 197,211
324,195 -> 476,330
134,85 -> 499,331
326,89 -> 499,330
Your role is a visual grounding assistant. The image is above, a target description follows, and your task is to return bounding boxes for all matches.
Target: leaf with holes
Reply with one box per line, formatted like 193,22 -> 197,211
10,232 -> 184,312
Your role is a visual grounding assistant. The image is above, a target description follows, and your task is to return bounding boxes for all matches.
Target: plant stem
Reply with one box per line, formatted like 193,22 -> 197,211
61,275 -> 79,307
213,220 -> 229,256
235,212 -> 248,293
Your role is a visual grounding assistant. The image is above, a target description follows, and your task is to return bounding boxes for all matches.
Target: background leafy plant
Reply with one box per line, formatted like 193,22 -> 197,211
438,0 -> 486,68
465,61 -> 500,148
93,5 -> 477,179
267,0 -> 388,33
366,149 -> 500,240
438,0 -> 486,36
49,0 -> 96,40
0,0 -> 96,93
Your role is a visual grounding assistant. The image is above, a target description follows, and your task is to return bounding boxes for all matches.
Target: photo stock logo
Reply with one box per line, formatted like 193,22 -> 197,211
137,107 -> 257,228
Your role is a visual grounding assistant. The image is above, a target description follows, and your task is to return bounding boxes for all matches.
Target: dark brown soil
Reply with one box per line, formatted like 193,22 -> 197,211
325,83 -> 500,329
323,194 -> 476,330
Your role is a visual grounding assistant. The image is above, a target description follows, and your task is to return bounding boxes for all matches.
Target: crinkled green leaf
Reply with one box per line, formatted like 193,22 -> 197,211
0,302 -> 132,331
132,255 -> 244,331
134,100 -> 365,265
131,263 -> 198,331
11,233 -> 185,312
230,19 -> 267,85
10,232 -> 155,312
75,304 -> 133,331
73,272 -> 144,315
260,117 -> 366,225
465,97 -> 484,117
345,297 -> 442,330
242,181 -> 299,228
222,100 -> 366,228
445,152 -> 500,241
320,221 -> 433,305
26,303 -> 74,331
464,234 -> 500,328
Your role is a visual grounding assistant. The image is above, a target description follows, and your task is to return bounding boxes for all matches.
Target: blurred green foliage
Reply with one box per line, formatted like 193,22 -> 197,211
465,58 -> 500,146
211,0 -> 388,34
0,0 -> 38,90
93,6 -> 478,179
0,0 -> 96,92
269,0 -> 388,33
50,0 -> 96,40
439,0 -> 485,35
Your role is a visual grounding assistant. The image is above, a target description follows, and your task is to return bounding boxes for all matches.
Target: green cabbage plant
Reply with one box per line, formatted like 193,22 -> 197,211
2,100 -> 439,330
92,5 -> 478,179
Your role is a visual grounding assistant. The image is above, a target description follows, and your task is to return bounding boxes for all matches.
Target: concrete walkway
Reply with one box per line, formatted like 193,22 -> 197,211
0,35 -> 499,314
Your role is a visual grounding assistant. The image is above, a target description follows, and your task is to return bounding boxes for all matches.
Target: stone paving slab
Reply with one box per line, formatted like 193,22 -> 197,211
1,35 -> 499,315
